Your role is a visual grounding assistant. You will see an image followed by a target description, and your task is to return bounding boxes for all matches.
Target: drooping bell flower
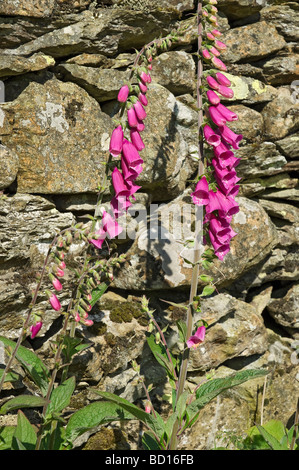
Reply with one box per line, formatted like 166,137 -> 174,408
215,103 -> 238,122
48,293 -> 61,311
102,210 -> 123,239
52,277 -> 63,292
121,156 -> 142,182
209,46 -> 221,57
187,326 -> 206,349
207,89 -> 221,105
136,117 -> 145,132
206,75 -> 220,90
211,56 -> 227,71
209,214 -> 231,245
130,128 -> 145,151
117,85 -> 129,103
215,72 -> 231,87
217,85 -> 234,99
138,81 -> 148,94
30,321 -> 43,339
109,125 -> 124,157
208,106 -> 227,126
214,40 -> 227,51
213,141 -> 235,161
127,106 -> 138,128
202,49 -> 212,59
218,124 -> 243,149
138,93 -> 148,107
122,139 -> 143,171
206,32 -> 216,41
209,229 -> 230,261
190,176 -> 210,206
111,167 -> 132,199
211,28 -> 222,37
203,125 -> 221,146
134,100 -> 147,121
110,195 -> 132,218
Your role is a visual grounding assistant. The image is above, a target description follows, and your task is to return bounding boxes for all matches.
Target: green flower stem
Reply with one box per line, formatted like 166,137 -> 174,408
168,1 -> 204,450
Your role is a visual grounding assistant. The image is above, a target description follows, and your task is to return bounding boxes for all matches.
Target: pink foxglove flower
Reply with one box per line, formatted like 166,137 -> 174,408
111,167 -> 132,198
207,89 -> 220,105
138,81 -> 147,94
202,48 -> 211,59
208,106 -> 227,126
217,85 -> 234,99
206,32 -> 216,40
122,139 -> 144,175
117,85 -> 129,103
209,230 -> 230,261
214,40 -> 227,51
211,28 -> 222,37
215,103 -> 238,121
190,176 -> 210,206
49,293 -> 61,311
211,56 -> 227,71
213,141 -> 235,160
138,93 -> 148,106
134,100 -> 147,121
203,125 -> 221,146
215,72 -> 231,87
89,227 -> 106,249
52,277 -> 63,292
136,117 -> 145,132
30,321 -> 43,339
127,106 -> 138,128
206,75 -> 220,90
109,125 -> 124,157
187,326 -> 206,349
209,46 -> 221,57
102,210 -> 123,239
218,124 -> 243,149
130,128 -> 145,151
110,195 -> 132,218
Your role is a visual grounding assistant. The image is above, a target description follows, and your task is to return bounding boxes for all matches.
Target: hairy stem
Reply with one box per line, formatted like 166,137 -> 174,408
168,1 -> 204,450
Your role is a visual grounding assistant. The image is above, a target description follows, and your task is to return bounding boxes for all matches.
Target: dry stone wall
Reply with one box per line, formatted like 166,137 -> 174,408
0,0 -> 298,450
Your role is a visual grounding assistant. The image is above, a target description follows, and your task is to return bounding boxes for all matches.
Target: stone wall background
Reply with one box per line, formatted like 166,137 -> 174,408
0,0 -> 298,450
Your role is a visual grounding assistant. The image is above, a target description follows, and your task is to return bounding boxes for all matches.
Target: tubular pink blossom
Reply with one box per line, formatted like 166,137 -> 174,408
138,81 -> 147,93
136,117 -> 145,132
110,195 -> 132,218
187,326 -> 206,349
49,293 -> 61,311
209,230 -> 230,261
191,176 -> 210,206
211,28 -> 222,37
211,56 -> 227,71
206,75 -> 220,90
209,46 -> 221,57
89,226 -> 106,249
208,106 -> 227,126
207,89 -> 220,105
122,139 -> 144,171
203,125 -> 221,146
30,321 -> 43,339
138,93 -> 148,106
109,125 -> 124,157
206,32 -> 216,40
52,277 -> 63,291
127,106 -> 138,128
215,103 -> 238,121
213,140 -> 235,160
134,101 -> 147,120
215,40 -> 227,51
111,167 -> 132,198
117,85 -> 129,103
209,214 -> 231,244
218,124 -> 243,149
217,85 -> 234,99
130,128 -> 145,151
102,210 -> 123,239
202,48 -> 211,59
215,72 -> 231,87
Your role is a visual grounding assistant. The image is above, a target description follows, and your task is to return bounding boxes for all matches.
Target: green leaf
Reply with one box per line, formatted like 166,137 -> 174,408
0,426 -> 15,450
65,400 -> 136,444
0,395 -> 48,415
62,335 -> 91,363
0,336 -> 50,397
142,432 -> 162,450
94,391 -> 165,442
185,369 -> 268,428
146,332 -> 176,379
46,376 -> 76,418
0,369 -> 21,383
90,283 -> 108,307
200,284 -> 216,297
255,423 -> 287,450
176,320 -> 187,344
12,410 -> 37,450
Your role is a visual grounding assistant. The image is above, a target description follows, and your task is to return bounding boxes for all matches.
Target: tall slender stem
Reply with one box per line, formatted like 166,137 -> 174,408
168,1 -> 204,450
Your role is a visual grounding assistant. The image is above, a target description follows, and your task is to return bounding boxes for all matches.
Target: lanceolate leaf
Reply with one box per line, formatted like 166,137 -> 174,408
255,424 -> 287,450
94,391 -> 166,442
0,336 -> 50,397
65,400 -> 137,444
146,332 -> 176,379
12,410 -> 37,450
46,376 -> 76,418
0,395 -> 48,415
185,369 -> 268,427
90,283 -> 108,307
